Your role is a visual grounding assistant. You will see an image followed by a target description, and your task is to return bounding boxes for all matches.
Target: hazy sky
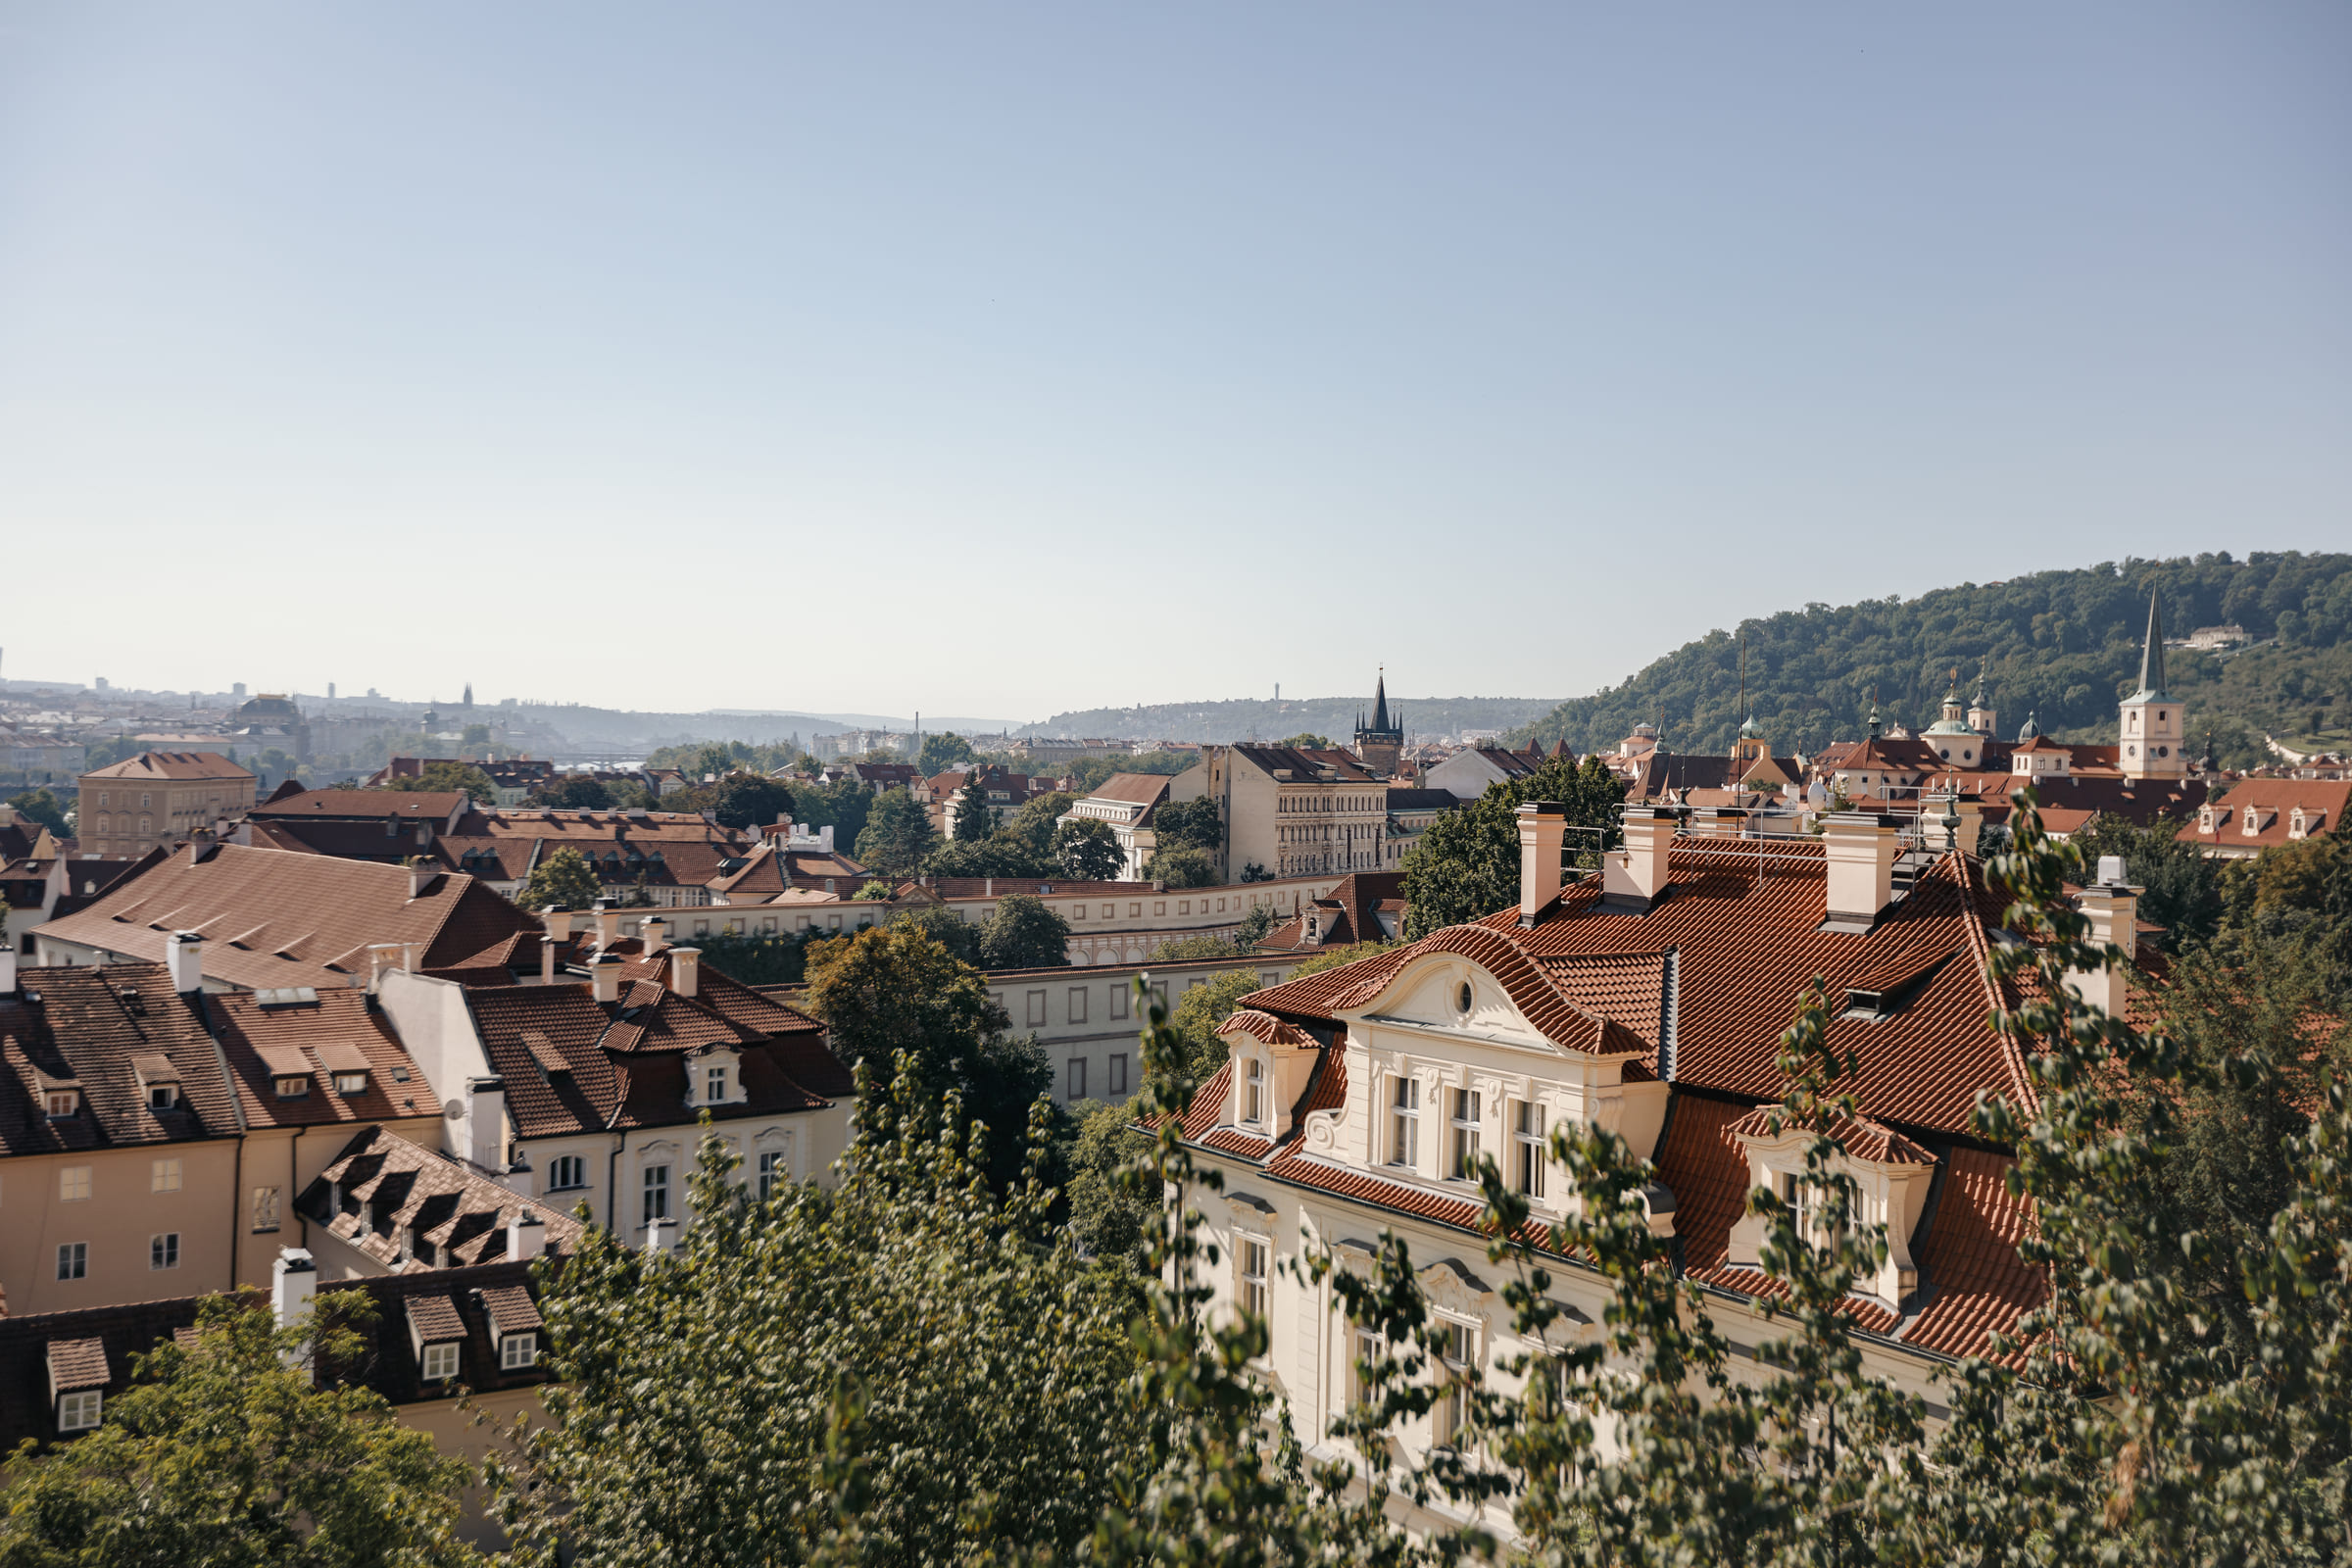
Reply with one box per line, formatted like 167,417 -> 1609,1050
3,4 -> 2345,720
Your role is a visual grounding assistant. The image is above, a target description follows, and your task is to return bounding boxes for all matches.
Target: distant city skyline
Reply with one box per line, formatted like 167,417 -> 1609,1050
4,4 -> 2346,713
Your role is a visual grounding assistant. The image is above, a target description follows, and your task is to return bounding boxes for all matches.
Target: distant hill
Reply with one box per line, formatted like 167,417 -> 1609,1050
1508,553 -> 2352,771
1037,694 -> 1560,745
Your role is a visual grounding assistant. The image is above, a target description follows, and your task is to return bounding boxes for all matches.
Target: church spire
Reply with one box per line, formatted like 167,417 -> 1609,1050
1370,665 -> 1391,734
2134,591 -> 2170,700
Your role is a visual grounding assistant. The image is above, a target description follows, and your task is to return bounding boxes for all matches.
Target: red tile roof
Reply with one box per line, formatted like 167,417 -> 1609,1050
32,845 -> 541,992
2179,779 -> 2351,852
306,1126 -> 584,1270
207,988 -> 438,1128
1217,1008 -> 1318,1049
1725,1105 -> 1935,1165
1902,1148 -> 2045,1365
251,790 -> 468,820
46,1338 -> 108,1391
0,964 -> 242,1154
80,751 -> 253,783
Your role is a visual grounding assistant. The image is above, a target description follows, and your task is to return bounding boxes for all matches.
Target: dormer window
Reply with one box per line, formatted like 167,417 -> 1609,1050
1389,1078 -> 1420,1167
333,1071 -> 368,1095
1777,1171 -> 1820,1247
45,1089 -> 78,1118
420,1343 -> 460,1382
149,1084 -> 178,1110
1243,1059 -> 1263,1126
275,1076 -> 311,1100
501,1333 -> 538,1369
1512,1102 -> 1546,1198
706,1065 -> 728,1103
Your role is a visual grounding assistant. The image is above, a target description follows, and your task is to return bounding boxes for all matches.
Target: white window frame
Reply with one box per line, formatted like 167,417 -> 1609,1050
60,1166 -> 90,1202
1432,1316 -> 1477,1449
1389,1077 -> 1419,1168
1513,1101 -> 1546,1199
152,1157 -> 182,1194
1449,1088 -> 1482,1181
57,1242 -> 87,1280
548,1155 -> 587,1192
420,1341 -> 461,1382
150,1232 -> 180,1270
1237,1235 -> 1270,1322
58,1390 -> 102,1433
642,1163 -> 670,1225
1243,1057 -> 1263,1126
501,1333 -> 538,1370
758,1150 -> 789,1200
706,1065 -> 727,1103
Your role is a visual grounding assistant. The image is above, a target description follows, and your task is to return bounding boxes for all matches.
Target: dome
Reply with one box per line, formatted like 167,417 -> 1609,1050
2016,711 -> 2040,741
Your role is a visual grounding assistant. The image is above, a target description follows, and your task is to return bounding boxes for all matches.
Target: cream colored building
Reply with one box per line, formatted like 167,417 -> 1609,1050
1169,745 -> 1392,882
76,750 -> 257,858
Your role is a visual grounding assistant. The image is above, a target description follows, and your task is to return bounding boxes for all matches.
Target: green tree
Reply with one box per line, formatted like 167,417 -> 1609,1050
951,776 -> 995,842
461,723 -> 492,745
519,846 -> 604,911
923,836 -> 1052,881
851,789 -> 936,877
381,761 -> 496,806
1144,847 -> 1219,888
855,878 -> 897,901
978,893 -> 1070,969
1004,791 -> 1078,855
917,731 -> 976,775
691,929 -> 818,987
2071,810 -> 2223,952
0,1291 -> 476,1567
1053,818 -> 1125,880
533,774 -> 612,809
1275,731 -> 1333,749
1152,797 -> 1223,856
708,773 -> 794,831
888,904 -> 983,966
489,1069 -> 1150,1567
5,788 -> 68,835
1065,1096 -> 1155,1266
1401,753 -> 1625,939
1148,933 -> 1242,963
1160,966 -> 1264,1086
1234,903 -> 1279,948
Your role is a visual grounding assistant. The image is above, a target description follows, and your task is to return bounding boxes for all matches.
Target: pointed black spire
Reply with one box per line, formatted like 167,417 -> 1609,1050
2135,591 -> 2170,699
1370,666 -> 1391,734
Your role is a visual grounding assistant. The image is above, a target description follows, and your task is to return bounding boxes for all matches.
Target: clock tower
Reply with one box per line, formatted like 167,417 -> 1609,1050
2119,592 -> 2185,781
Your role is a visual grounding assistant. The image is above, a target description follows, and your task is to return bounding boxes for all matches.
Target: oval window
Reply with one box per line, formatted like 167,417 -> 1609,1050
1456,982 -> 1473,1014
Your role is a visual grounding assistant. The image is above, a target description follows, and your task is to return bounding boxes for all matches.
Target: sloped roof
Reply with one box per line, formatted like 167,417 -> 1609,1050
250,790 -> 467,820
207,988 -> 437,1128
303,1125 -> 585,1271
1084,773 -> 1175,807
0,964 -> 241,1155
81,751 -> 253,783
32,844 -> 541,992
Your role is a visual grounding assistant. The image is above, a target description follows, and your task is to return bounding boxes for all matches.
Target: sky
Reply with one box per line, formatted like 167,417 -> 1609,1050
2,4 -> 2346,722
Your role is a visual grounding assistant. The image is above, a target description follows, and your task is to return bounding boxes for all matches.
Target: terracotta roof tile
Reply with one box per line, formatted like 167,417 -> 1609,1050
45,1338 -> 108,1391
0,964 -> 240,1154
405,1293 -> 466,1343
1902,1148 -> 2045,1366
208,988 -> 436,1128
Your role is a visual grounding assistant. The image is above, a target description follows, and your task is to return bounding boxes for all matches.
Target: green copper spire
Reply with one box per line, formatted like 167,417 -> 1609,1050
2134,592 -> 2171,701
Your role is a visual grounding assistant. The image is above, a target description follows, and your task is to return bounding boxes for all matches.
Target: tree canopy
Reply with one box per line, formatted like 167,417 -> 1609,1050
917,731 -> 976,775
1143,847 -> 1219,889
978,894 -> 1071,969
4,788 -> 68,835
519,845 -> 605,911
852,789 -> 936,877
380,761 -> 496,806
1511,552 -> 2352,768
1151,797 -> 1223,857
1053,819 -> 1125,881
1399,753 -> 1626,938
0,1291 -> 475,1567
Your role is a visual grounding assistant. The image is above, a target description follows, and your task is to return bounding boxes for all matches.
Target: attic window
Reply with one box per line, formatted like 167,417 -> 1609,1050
333,1071 -> 368,1096
274,1076 -> 311,1100
44,1089 -> 79,1118
420,1343 -> 460,1382
148,1084 -> 178,1111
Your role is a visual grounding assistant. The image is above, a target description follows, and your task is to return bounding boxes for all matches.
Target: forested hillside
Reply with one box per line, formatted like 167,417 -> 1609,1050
1510,553 -> 2352,769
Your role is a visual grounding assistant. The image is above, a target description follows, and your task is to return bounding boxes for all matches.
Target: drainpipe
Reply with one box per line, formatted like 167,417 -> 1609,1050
605,1131 -> 626,1236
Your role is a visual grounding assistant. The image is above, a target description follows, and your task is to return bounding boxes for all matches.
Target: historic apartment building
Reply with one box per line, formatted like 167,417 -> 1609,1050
1171,801 -> 2124,1537
75,751 -> 258,858
1168,745 -> 1393,882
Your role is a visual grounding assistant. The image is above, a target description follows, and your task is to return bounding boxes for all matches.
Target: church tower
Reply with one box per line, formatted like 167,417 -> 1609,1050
2119,592 -> 2185,781
1353,667 -> 1404,777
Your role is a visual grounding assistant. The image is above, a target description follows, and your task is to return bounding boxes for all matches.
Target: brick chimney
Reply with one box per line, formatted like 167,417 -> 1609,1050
1603,805 -> 1675,912
166,930 -> 205,994
1516,802 -> 1568,925
669,947 -> 700,998
2066,860 -> 2141,1020
590,951 -> 623,1004
1821,813 -> 1902,930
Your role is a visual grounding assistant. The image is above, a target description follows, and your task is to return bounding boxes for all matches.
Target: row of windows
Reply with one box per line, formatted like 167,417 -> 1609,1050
54,1233 -> 180,1280
1389,1083 -> 1548,1198
1064,1054 -> 1127,1102
20,1159 -> 192,1203
637,1149 -> 800,1226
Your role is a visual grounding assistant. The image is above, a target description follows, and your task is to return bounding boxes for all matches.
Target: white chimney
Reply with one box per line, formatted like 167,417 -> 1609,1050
503,1147 -> 535,1198
2066,872 -> 2141,1020
1516,802 -> 1568,924
166,930 -> 205,994
407,863 -> 437,899
466,1076 -> 507,1174
819,824 -> 834,854
540,907 -> 571,984
508,1207 -> 547,1262
1822,813 -> 1902,930
271,1247 -> 318,1329
590,952 -> 623,1004
1603,806 -> 1675,910
641,915 -> 667,952
669,947 -> 700,998
593,902 -> 625,950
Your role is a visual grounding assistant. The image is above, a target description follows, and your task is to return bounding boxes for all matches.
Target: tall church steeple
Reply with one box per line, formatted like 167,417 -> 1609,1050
2119,591 -> 2184,781
1353,664 -> 1404,777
